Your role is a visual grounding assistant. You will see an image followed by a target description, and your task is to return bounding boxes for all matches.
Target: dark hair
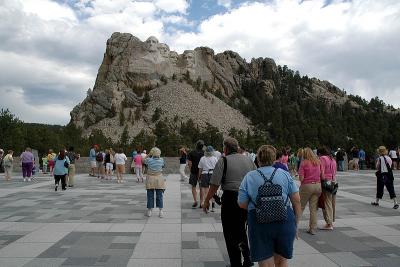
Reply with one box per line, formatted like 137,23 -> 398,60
117,148 -> 123,153
58,150 -> 65,160
319,146 -> 331,158
196,140 -> 205,150
68,146 -> 74,151
276,149 -> 283,160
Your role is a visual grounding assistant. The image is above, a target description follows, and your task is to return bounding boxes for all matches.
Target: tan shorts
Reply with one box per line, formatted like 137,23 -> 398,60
90,161 -> 97,168
116,164 -> 125,174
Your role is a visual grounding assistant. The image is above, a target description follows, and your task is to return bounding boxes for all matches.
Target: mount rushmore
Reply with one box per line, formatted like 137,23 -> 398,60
70,32 -> 363,142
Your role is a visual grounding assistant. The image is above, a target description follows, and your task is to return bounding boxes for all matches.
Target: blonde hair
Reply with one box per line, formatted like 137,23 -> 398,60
302,147 -> 320,166
297,148 -> 304,158
378,146 -> 388,156
257,145 -> 276,167
149,147 -> 161,158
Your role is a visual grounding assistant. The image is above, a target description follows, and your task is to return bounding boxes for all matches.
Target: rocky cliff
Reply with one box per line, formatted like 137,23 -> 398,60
70,32 -> 360,142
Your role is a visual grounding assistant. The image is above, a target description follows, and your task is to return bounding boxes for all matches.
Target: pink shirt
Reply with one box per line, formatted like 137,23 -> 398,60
298,160 -> 322,185
320,156 -> 337,181
134,154 -> 142,167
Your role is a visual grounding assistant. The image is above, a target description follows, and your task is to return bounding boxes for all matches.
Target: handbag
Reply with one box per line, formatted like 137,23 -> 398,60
318,193 -> 325,209
250,168 -> 289,224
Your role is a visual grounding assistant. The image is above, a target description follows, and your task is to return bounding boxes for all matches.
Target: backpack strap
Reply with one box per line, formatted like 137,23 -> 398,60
256,168 -> 277,184
221,157 -> 227,184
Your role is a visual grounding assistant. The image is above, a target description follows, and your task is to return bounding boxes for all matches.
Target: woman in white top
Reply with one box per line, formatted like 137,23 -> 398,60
114,148 -> 127,183
198,146 -> 218,211
371,146 -> 399,209
389,148 -> 398,170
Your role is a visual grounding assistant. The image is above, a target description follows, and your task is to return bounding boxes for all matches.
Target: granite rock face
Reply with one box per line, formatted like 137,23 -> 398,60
70,32 -> 351,141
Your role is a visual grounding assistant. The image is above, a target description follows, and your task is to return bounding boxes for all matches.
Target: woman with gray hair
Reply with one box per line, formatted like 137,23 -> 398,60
144,147 -> 166,217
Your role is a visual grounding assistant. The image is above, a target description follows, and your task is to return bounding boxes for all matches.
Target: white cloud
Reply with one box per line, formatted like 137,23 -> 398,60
22,0 -> 77,22
154,0 -> 188,13
217,0 -> 232,9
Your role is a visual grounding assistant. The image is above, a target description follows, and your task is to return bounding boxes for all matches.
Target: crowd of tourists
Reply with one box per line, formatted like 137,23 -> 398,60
0,140 -> 399,267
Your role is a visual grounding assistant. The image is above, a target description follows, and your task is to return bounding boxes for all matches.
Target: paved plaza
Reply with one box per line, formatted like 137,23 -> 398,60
0,170 -> 400,266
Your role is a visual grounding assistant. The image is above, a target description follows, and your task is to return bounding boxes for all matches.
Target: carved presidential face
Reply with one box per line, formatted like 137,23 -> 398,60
146,36 -> 159,52
158,43 -> 170,57
184,50 -> 195,68
169,51 -> 179,64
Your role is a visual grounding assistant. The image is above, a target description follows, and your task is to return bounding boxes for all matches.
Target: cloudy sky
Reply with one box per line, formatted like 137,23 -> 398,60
1,0 -> 399,125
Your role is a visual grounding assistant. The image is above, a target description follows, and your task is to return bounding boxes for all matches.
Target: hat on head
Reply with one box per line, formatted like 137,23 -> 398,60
205,145 -> 215,156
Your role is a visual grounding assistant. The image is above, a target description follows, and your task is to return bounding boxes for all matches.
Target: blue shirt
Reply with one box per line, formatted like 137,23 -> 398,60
145,157 -> 165,172
54,156 -> 70,175
359,149 -> 366,161
89,148 -> 96,161
238,166 -> 299,211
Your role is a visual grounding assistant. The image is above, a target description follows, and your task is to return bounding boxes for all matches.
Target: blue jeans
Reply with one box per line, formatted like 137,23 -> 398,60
147,189 -> 164,209
338,161 -> 344,171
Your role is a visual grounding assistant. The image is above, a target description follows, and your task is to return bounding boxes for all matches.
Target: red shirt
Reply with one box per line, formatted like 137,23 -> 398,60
299,160 -> 322,185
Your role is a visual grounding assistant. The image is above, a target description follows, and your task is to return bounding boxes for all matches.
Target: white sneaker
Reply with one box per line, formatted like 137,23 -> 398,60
23,178 -> 27,182
28,178 -> 31,182
159,209 -> 164,218
146,209 -> 152,217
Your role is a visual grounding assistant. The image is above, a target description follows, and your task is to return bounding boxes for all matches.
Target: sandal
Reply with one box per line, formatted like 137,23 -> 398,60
371,202 -> 379,206
306,229 -> 315,235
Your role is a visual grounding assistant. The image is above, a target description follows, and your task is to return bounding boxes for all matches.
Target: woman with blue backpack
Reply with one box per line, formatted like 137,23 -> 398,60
238,145 -> 301,267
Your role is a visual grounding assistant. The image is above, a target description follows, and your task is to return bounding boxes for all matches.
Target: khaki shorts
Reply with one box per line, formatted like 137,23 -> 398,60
90,161 -> 97,168
116,164 -> 125,174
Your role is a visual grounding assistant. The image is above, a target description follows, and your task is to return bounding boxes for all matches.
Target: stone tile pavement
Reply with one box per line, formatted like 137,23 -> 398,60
0,170 -> 400,266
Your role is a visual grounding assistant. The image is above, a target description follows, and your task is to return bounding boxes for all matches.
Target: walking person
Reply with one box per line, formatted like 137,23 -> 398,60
198,146 -> 218,212
371,146 -> 399,209
89,144 -> 98,176
145,147 -> 166,218
188,140 -> 205,208
336,148 -> 345,171
134,150 -> 144,182
96,148 -> 105,179
54,150 -> 70,191
238,145 -> 301,267
319,146 -> 337,230
298,147 -> 323,235
66,147 -> 79,187
114,148 -> 127,183
20,147 -> 34,182
47,149 -> 56,176
203,137 -> 256,267
104,149 -> 114,180
389,147 -> 398,170
179,147 -> 188,182
3,150 -> 14,181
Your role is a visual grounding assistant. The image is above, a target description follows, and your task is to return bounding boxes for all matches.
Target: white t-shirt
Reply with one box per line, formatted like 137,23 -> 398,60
114,153 -> 127,165
377,156 -> 392,173
213,151 -> 222,159
389,150 -> 397,159
198,156 -> 218,174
